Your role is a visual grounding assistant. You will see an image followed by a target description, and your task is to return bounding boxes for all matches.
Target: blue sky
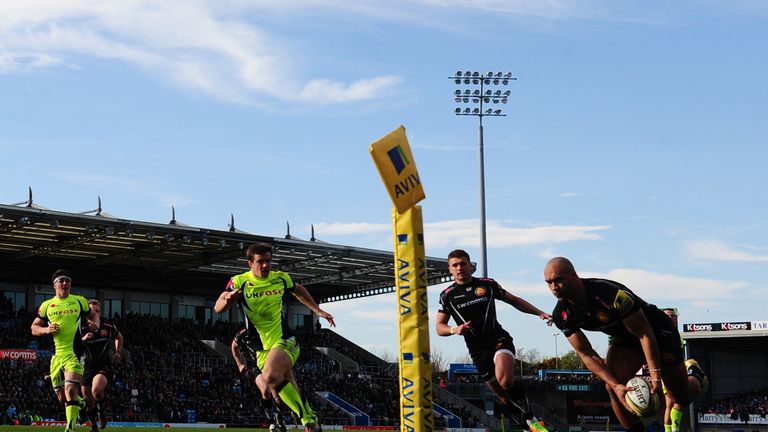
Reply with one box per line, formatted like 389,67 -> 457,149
2,1 -> 767,364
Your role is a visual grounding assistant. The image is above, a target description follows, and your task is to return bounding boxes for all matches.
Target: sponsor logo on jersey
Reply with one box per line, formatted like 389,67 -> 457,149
613,290 -> 635,314
561,310 -> 568,321
597,310 -> 610,323
100,329 -> 109,337
454,297 -> 488,309
50,308 -> 78,317
474,287 -> 486,296
50,304 -> 57,308
245,289 -> 283,298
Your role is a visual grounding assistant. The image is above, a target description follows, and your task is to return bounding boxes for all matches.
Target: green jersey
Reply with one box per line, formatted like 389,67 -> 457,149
227,270 -> 295,350
36,294 -> 90,356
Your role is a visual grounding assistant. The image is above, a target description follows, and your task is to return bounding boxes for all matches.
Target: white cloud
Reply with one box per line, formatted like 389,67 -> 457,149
582,268 -> 746,308
685,240 -> 768,263
425,219 -> 610,248
0,1 -> 402,105
0,52 -> 69,73
311,219 -> 610,251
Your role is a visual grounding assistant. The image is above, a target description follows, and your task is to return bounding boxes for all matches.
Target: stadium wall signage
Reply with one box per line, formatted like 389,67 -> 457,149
0,349 -> 38,361
682,321 -> 751,332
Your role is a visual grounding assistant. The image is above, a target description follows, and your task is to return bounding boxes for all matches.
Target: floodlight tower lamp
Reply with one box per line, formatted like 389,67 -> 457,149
448,70 -> 516,277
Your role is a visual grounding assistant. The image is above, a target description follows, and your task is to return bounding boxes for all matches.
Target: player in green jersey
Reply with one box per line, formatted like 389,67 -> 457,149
661,308 -> 709,432
31,269 -> 100,432
215,243 -> 335,432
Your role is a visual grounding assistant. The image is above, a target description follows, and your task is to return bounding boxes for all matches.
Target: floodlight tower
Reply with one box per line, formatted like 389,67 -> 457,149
449,71 -> 515,277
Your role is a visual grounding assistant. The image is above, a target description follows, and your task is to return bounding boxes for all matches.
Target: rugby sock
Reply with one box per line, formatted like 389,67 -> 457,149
664,424 -> 673,432
670,406 -> 684,432
85,405 -> 98,428
507,380 -> 533,421
259,396 -> 274,422
276,380 -> 316,425
65,400 -> 82,431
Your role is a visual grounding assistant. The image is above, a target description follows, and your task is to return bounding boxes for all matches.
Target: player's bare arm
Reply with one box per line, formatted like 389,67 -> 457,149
31,317 -> 58,336
214,286 -> 243,313
435,311 -> 472,336
292,283 -> 335,327
623,308 -> 663,393
568,331 -> 634,412
230,339 -> 247,373
114,330 -> 124,366
502,291 -> 552,321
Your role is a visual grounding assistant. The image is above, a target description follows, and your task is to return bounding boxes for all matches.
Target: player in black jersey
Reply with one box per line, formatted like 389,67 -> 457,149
544,257 -> 692,432
231,328 -> 286,432
436,249 -> 552,432
80,300 -> 123,432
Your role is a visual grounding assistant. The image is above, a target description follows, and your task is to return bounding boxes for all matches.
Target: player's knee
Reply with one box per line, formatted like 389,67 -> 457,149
93,388 -> 105,401
263,370 -> 283,387
496,372 -> 514,390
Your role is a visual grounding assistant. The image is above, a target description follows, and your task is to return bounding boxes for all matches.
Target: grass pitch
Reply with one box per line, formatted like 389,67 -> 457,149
0,428 -> 277,432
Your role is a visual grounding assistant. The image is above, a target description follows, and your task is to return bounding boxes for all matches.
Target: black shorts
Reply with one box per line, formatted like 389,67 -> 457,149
83,358 -> 114,386
469,334 -> 516,382
609,326 -> 684,366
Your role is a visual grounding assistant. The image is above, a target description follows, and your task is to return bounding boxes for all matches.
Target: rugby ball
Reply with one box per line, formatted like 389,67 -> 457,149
624,377 -> 660,417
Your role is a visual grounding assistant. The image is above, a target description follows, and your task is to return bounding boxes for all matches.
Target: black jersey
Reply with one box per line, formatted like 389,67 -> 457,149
438,277 -> 512,350
552,278 -> 673,340
81,320 -> 119,362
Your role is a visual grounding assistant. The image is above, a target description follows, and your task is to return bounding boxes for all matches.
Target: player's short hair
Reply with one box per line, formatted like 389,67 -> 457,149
52,269 -> 72,283
246,243 -> 273,261
447,249 -> 471,261
89,299 -> 101,308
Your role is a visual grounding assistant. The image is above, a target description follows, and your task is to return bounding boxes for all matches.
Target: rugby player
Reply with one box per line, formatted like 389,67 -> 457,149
31,270 -> 100,432
215,243 -> 335,432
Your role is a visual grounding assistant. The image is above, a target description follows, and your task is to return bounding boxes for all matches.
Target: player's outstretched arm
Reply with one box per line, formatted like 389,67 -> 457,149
292,283 -> 335,327
114,329 -> 124,366
214,286 -> 243,313
623,309 -> 663,393
568,330 -> 634,412
230,339 -> 247,373
503,291 -> 552,321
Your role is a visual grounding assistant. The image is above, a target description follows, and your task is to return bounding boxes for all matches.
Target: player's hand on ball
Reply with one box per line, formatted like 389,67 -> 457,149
612,382 -> 634,413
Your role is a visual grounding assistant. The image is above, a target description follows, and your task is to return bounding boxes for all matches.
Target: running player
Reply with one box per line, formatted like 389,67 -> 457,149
81,299 -> 123,432
231,327 -> 286,432
436,249 -> 552,432
660,308 -> 708,432
544,257 -> 692,432
214,243 -> 335,432
31,269 -> 100,432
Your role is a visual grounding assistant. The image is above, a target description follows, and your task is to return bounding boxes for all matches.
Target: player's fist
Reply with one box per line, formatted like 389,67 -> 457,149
48,323 -> 60,334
